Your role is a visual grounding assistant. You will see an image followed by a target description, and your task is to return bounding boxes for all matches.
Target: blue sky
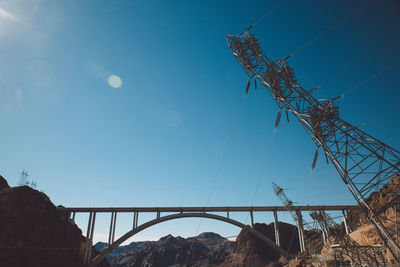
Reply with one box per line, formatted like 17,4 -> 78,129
1,0 -> 399,242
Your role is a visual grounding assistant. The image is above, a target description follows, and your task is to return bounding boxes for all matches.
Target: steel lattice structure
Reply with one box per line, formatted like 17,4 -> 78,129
273,182 -> 322,254
227,31 -> 400,261
310,210 -> 385,266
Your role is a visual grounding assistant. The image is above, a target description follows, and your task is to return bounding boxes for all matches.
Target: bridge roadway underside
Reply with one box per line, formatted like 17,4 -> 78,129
65,205 -> 360,213
63,205 -> 360,266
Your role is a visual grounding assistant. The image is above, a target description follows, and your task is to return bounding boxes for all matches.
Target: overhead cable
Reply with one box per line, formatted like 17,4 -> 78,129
288,1 -> 371,58
244,0 -> 288,33
339,56 -> 400,99
195,96 -> 246,235
316,39 -> 400,90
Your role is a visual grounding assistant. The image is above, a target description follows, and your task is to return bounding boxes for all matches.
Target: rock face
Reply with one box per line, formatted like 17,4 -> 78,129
346,175 -> 400,263
222,222 -> 301,267
0,175 -> 10,190
348,175 -> 400,229
0,176 -> 110,267
110,232 -> 234,267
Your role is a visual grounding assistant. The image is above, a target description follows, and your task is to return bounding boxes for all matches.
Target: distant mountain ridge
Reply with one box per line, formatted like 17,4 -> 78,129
95,241 -> 144,262
97,232 -> 234,267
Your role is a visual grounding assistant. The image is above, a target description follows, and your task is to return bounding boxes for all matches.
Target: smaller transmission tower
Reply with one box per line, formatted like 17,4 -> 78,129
17,170 -> 28,186
310,210 -> 385,266
272,182 -> 321,254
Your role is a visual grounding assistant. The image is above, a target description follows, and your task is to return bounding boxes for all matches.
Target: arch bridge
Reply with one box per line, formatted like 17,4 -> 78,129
62,205 -> 360,266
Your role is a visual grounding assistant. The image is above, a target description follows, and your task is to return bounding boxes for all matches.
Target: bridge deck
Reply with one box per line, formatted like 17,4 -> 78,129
64,205 -> 360,213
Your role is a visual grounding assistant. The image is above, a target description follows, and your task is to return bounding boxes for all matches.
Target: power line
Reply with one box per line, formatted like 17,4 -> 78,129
244,0 -> 288,33
249,129 -> 277,206
339,56 -> 400,99
195,96 -> 246,235
359,102 -> 400,129
302,169 -> 314,204
288,1 -> 371,58
245,128 -> 277,225
316,39 -> 400,90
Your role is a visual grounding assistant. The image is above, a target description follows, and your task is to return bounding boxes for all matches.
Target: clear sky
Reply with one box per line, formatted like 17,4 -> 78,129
1,0 -> 400,243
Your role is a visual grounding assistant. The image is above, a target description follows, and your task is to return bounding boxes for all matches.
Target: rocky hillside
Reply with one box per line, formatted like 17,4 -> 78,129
0,175 -> 110,267
347,175 -> 400,229
95,241 -> 144,262
347,175 -> 400,264
294,175 -> 400,266
104,222 -> 309,267
110,232 -> 234,267
222,222 -> 303,267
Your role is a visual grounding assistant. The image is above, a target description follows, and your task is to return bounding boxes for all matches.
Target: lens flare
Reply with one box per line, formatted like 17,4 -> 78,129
108,75 -> 122,88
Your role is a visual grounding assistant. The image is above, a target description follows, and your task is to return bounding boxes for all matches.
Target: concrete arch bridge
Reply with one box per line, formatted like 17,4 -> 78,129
62,205 -> 359,266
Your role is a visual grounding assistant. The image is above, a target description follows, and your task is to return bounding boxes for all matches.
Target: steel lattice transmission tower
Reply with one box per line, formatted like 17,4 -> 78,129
226,31 -> 400,261
272,182 -> 321,254
17,170 -> 28,186
310,210 -> 385,265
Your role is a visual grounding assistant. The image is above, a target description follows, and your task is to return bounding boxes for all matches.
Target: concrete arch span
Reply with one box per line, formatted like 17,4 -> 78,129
90,212 -> 294,266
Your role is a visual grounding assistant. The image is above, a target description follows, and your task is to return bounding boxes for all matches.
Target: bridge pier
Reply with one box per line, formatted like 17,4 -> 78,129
395,203 -> 399,260
342,210 -> 350,234
112,212 -> 117,243
83,211 -> 96,264
273,210 -> 280,246
132,211 -> 139,229
108,212 -> 114,245
71,211 -> 76,223
342,210 -> 350,235
108,212 -> 117,245
250,210 -> 254,228
296,210 -> 305,252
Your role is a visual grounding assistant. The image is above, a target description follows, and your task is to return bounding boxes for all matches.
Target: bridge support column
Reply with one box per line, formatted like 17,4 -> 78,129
133,211 -> 139,228
112,212 -> 117,243
71,211 -> 76,223
250,210 -> 254,228
83,211 -> 96,264
296,210 -> 305,252
273,210 -> 280,246
395,203 -> 399,259
342,210 -> 350,235
321,227 -> 326,244
108,212 -> 114,246
87,212 -> 96,263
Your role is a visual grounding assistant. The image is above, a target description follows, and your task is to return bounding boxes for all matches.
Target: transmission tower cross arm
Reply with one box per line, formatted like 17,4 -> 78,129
227,31 -> 400,261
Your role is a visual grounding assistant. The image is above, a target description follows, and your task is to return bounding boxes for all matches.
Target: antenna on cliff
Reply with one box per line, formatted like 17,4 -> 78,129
17,170 -> 29,186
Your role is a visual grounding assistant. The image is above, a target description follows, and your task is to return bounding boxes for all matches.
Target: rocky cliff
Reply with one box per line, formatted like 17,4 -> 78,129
221,222 -> 303,267
0,175 -> 110,267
